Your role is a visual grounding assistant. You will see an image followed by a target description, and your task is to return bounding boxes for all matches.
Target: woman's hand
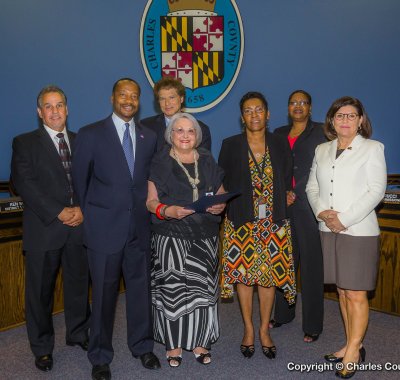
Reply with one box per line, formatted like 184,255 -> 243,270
206,203 -> 226,215
318,210 -> 346,233
165,205 -> 195,220
286,191 -> 296,206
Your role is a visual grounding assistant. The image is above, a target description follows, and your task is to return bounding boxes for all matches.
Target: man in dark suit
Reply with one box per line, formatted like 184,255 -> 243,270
141,76 -> 212,151
72,78 -> 160,380
11,85 -> 90,372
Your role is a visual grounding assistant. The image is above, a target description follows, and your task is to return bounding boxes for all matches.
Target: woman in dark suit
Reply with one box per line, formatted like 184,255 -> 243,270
219,92 -> 296,359
271,90 -> 326,343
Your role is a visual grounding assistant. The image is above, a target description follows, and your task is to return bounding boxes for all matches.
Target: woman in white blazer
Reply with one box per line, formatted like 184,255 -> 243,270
306,96 -> 386,379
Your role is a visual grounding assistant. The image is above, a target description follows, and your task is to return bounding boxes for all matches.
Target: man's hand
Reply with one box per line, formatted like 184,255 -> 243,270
58,207 -> 84,227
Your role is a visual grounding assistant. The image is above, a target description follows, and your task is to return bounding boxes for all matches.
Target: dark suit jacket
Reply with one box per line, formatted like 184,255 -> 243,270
140,113 -> 212,151
218,131 -> 292,228
11,127 -> 82,251
72,116 -> 157,253
274,120 -> 327,206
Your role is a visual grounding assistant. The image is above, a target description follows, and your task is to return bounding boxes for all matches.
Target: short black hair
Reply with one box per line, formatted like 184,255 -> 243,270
239,91 -> 269,114
288,89 -> 312,105
112,77 -> 141,95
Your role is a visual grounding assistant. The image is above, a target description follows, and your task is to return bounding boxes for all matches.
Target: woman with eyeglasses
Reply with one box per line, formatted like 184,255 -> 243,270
146,112 -> 225,367
270,90 -> 326,343
218,92 -> 296,359
306,96 -> 386,378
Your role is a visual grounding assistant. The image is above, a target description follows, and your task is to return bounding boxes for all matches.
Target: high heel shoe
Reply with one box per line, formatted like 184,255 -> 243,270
262,345 -> 277,359
193,349 -> 211,365
240,344 -> 255,358
166,349 -> 182,368
359,347 -> 366,362
325,346 -> 365,364
335,347 -> 366,379
324,353 -> 343,363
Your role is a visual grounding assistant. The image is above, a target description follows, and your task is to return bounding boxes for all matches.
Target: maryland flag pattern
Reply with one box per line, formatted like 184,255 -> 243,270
161,15 -> 224,89
221,150 -> 296,304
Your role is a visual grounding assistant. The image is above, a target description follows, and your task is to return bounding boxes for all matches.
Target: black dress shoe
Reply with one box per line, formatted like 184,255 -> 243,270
134,352 -> 161,370
92,364 -> 111,380
66,339 -> 89,351
35,354 -> 53,371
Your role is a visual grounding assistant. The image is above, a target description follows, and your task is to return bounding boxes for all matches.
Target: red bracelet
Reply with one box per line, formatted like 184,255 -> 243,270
155,203 -> 166,220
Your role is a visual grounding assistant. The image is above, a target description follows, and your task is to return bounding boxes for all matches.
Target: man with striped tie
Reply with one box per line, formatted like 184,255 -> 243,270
11,85 -> 90,373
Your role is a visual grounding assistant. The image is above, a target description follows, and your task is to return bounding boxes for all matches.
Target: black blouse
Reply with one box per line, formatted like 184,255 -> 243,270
149,146 -> 224,239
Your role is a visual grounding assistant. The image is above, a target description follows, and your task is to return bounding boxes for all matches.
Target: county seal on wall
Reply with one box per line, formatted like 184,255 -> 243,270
140,0 -> 244,112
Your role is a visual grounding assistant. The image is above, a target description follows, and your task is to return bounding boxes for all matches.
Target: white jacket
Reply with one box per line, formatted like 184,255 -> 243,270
306,135 -> 387,236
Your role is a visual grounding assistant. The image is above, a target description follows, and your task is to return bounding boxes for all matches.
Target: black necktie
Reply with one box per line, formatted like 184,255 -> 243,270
56,132 -> 73,205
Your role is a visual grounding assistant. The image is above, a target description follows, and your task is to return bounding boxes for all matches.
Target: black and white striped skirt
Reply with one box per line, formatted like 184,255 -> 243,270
151,233 -> 220,351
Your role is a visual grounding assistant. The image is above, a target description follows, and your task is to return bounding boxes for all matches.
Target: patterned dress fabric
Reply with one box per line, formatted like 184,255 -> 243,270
221,150 -> 296,304
151,234 -> 220,350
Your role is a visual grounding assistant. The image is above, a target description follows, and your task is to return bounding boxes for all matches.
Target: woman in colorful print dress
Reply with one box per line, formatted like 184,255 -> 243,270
218,92 -> 296,360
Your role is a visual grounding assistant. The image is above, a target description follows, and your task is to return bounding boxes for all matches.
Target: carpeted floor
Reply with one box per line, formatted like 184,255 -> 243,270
1,293 -> 399,380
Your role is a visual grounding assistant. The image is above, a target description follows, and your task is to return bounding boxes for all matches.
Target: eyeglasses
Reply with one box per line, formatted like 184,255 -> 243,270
243,107 -> 265,116
334,113 -> 359,121
289,101 -> 309,106
172,128 -> 196,136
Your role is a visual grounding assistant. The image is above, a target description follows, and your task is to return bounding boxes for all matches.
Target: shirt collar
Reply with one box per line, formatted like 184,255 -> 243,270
43,124 -> 67,139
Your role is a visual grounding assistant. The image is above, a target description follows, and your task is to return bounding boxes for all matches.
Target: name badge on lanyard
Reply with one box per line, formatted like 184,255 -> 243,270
258,197 -> 267,219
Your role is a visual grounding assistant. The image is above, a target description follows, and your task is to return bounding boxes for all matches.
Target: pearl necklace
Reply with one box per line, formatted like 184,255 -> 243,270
171,148 -> 200,201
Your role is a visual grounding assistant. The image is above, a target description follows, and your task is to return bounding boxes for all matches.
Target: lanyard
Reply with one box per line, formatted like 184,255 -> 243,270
247,142 -> 267,193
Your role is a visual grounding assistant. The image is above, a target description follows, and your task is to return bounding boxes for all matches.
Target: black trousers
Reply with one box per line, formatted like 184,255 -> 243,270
87,225 -> 154,366
25,242 -> 90,357
273,202 -> 324,334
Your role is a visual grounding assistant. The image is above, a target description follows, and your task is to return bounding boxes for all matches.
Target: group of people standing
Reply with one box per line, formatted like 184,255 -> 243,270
11,76 -> 387,380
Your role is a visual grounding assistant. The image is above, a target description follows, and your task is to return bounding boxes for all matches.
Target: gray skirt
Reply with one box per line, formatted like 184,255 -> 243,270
320,232 -> 380,291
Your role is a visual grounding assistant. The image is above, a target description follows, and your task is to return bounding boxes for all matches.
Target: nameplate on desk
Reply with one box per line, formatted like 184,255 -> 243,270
384,185 -> 400,205
0,199 -> 24,213
384,193 -> 400,205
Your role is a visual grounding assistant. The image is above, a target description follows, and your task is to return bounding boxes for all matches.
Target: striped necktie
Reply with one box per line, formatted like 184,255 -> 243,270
56,132 -> 73,205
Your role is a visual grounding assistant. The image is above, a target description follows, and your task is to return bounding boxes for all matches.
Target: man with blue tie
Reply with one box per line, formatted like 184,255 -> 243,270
72,78 -> 160,380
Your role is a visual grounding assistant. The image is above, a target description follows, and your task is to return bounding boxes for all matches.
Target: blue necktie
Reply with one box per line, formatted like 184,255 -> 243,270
122,123 -> 134,177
